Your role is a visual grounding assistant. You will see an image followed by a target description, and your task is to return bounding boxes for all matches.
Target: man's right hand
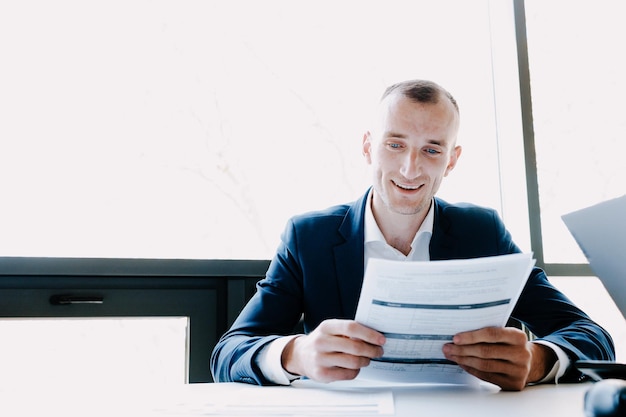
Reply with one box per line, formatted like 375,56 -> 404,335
280,319 -> 386,383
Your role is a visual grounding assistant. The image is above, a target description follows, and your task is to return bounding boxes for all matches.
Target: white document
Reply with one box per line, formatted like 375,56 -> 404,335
0,382 -> 394,417
148,383 -> 394,416
355,253 -> 535,385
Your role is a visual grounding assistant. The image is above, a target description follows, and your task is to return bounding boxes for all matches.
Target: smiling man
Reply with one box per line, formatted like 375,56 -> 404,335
211,79 -> 614,391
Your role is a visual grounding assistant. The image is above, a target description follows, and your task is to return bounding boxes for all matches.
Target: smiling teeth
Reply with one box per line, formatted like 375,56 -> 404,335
396,183 -> 419,190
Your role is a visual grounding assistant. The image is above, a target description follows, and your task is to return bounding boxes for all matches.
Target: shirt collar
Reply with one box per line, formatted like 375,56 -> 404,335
364,190 -> 434,247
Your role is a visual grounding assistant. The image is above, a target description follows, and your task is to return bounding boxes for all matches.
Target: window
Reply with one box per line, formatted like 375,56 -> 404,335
524,0 -> 626,264
0,0 -> 528,259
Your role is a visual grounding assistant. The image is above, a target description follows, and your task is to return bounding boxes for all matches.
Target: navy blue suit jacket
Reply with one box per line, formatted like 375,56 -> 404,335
211,191 -> 615,384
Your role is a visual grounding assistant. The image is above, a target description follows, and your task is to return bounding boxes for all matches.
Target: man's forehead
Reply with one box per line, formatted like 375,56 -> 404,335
371,93 -> 460,144
378,94 -> 459,125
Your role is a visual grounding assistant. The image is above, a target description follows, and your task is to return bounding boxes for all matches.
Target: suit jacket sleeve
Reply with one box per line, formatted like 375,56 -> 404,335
210,216 -> 307,384
513,267 -> 616,381
210,198 -> 359,384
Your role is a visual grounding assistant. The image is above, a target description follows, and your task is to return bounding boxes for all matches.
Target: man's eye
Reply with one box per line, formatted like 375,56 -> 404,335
425,148 -> 440,155
388,143 -> 402,149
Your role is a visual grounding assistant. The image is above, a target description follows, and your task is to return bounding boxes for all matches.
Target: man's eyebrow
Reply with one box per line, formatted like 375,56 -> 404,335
384,130 -> 407,138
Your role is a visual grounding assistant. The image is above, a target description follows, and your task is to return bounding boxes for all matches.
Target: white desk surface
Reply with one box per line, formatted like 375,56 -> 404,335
0,380 -> 591,417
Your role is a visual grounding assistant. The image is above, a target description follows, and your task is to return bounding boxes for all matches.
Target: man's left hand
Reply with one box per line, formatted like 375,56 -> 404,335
442,326 -> 557,391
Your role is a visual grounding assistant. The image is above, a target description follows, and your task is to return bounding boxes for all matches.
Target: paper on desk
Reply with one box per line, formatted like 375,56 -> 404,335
150,383 -> 394,416
355,253 -> 535,385
0,382 -> 394,417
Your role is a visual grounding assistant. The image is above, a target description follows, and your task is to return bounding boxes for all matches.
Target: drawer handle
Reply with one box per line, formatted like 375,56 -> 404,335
49,295 -> 104,305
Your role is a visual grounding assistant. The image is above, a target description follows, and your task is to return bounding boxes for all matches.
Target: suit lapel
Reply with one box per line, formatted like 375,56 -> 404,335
332,195 -> 458,317
333,192 -> 368,319
430,198 -> 458,260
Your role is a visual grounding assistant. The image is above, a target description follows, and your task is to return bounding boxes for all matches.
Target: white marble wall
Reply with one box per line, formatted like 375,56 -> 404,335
0,1 -> 516,259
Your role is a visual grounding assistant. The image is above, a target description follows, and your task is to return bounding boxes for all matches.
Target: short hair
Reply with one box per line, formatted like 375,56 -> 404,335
381,79 -> 459,115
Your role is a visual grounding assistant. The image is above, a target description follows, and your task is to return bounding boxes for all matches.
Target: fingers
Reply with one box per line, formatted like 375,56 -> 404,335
459,365 -> 528,391
318,319 -> 386,349
443,338 -> 529,363
451,326 -> 528,346
286,319 -> 386,383
443,345 -> 530,373
442,327 -> 532,391
444,327 -> 529,365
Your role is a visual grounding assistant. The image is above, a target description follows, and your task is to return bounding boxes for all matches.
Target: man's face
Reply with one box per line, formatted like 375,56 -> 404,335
362,93 -> 462,219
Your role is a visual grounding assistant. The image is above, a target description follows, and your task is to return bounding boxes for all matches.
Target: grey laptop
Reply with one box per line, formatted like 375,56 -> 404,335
562,194 -> 626,319
562,194 -> 626,380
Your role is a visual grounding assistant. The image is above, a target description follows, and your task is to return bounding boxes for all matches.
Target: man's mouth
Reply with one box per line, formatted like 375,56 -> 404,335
392,180 -> 422,191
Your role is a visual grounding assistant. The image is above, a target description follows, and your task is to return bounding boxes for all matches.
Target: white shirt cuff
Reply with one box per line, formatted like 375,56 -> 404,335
255,335 -> 302,385
532,340 -> 570,384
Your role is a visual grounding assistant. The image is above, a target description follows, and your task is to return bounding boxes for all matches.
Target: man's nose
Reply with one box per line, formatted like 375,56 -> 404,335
400,150 -> 421,179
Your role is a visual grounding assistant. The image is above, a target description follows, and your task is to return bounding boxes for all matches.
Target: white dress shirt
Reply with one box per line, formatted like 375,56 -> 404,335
256,193 -> 568,384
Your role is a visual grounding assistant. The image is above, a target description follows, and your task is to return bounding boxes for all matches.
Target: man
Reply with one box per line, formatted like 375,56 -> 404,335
210,79 -> 614,391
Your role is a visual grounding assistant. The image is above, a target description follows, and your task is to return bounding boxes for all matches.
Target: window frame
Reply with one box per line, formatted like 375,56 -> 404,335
513,0 -> 593,277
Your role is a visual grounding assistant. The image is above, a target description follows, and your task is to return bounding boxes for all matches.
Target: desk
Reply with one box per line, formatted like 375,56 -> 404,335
392,382 -> 588,416
0,381 -> 591,416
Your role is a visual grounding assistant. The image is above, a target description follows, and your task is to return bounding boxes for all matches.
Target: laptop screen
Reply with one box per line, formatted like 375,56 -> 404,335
562,195 -> 626,320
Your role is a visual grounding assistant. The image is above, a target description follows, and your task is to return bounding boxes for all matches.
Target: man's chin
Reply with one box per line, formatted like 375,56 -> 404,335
388,197 -> 432,216
390,204 -> 428,216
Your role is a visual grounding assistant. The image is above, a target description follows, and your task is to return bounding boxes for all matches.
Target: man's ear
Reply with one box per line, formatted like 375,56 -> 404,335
444,145 -> 462,176
362,131 -> 373,164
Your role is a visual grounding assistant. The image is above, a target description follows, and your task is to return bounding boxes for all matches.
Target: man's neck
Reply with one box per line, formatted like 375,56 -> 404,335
370,198 -> 430,256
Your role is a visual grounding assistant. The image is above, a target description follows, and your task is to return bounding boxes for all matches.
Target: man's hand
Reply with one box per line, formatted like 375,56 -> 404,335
442,327 -> 557,391
281,319 -> 386,383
